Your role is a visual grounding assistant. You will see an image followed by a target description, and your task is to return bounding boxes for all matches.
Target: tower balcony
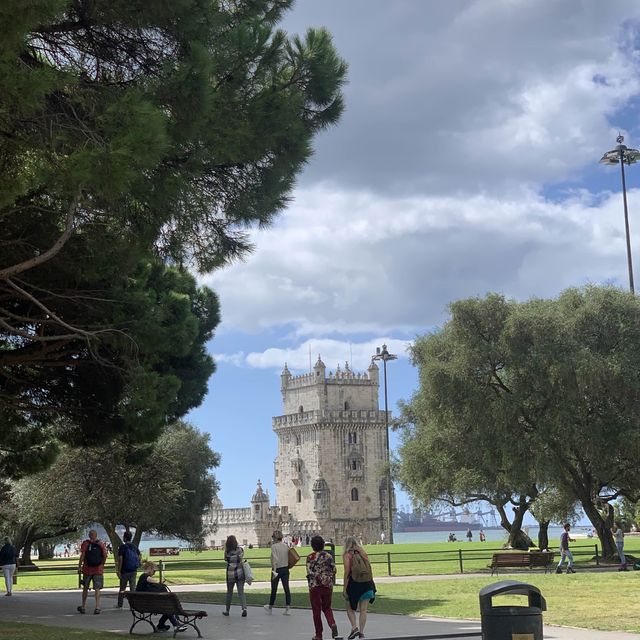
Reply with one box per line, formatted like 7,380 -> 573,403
273,409 -> 387,432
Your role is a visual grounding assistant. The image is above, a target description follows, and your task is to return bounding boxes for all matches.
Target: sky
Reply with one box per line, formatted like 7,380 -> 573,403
189,0 -> 640,514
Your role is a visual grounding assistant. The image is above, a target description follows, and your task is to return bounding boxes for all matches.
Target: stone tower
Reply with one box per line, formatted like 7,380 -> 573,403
273,356 -> 393,542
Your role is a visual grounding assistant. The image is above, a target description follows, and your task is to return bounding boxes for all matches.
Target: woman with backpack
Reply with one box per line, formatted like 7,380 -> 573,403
223,535 -> 247,617
342,536 -> 376,640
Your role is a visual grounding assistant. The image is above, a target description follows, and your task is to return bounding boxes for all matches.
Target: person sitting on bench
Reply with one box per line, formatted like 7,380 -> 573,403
136,561 -> 187,633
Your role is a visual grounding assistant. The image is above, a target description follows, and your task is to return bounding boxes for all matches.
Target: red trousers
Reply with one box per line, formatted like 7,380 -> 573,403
309,585 -> 336,638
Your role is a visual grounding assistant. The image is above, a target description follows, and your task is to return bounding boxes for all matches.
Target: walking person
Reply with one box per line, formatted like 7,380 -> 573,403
466,528 -> 473,542
116,530 -> 141,608
613,522 -> 627,571
223,535 -> 247,617
0,537 -> 17,596
307,535 -> 339,640
77,529 -> 108,614
136,561 -> 187,633
264,530 -> 291,615
555,523 -> 576,574
343,536 -> 376,640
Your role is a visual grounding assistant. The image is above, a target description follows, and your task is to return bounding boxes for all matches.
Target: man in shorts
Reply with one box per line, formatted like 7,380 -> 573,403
77,529 -> 108,614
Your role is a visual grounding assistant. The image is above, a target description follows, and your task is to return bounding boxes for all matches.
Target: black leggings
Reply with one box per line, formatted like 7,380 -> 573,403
269,567 -> 291,606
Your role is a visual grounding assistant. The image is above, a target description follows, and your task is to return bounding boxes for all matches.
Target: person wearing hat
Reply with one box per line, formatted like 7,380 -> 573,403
0,537 -> 17,596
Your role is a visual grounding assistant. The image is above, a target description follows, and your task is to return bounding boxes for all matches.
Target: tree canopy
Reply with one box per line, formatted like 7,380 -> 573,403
0,0 -> 347,472
10,420 -> 220,558
398,286 -> 640,556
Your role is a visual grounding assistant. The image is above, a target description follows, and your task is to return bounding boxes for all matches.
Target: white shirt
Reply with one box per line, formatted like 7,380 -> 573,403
271,541 -> 290,570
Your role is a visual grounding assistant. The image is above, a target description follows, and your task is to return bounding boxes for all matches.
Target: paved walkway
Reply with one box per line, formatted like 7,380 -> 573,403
1,587 -> 640,640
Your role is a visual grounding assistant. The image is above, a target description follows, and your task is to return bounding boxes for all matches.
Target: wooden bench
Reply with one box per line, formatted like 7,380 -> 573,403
489,551 -> 555,575
124,592 -> 208,637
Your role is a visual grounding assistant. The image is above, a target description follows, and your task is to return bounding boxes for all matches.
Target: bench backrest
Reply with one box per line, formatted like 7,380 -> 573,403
529,552 -> 554,566
124,592 -> 184,615
492,553 -> 530,563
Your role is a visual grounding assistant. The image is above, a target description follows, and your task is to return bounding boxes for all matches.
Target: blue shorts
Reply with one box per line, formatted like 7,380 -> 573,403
359,589 -> 374,601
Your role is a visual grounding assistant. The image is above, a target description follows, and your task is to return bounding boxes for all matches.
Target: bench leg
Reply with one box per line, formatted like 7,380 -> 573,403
176,615 -> 203,638
129,610 -> 156,635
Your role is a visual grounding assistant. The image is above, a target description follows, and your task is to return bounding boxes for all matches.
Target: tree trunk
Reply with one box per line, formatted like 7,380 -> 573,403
537,519 -> 550,551
132,527 -> 144,549
102,522 -> 122,558
496,499 -> 534,550
21,530 -> 36,566
580,498 -> 616,559
36,541 -> 55,559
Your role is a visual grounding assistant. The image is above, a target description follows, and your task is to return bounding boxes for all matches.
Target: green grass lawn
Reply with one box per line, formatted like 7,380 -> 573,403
15,537 -> 626,591
180,571 -> 640,633
0,622 -> 126,640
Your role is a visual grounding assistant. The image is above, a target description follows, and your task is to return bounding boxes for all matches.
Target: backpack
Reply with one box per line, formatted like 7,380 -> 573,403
350,550 -> 372,582
121,543 -> 140,572
85,542 -> 103,567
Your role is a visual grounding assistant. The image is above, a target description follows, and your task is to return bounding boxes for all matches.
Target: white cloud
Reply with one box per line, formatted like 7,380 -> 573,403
204,185 -> 637,335
199,3 -> 640,342
282,1 -> 640,194
215,338 -> 411,373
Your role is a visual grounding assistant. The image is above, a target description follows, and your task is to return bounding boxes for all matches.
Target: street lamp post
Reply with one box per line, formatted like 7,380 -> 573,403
372,344 -> 397,544
600,134 -> 640,294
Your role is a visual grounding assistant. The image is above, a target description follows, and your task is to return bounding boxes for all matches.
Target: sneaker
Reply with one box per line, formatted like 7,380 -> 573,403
567,567 -> 576,574
115,603 -> 123,609
347,629 -> 360,640
156,624 -> 170,631
94,608 -> 101,615
242,609 -> 247,617
283,607 -> 291,616
175,625 -> 188,633
222,610 -> 229,616
263,605 -> 273,614
4,593 -> 11,597
77,606 -> 85,614
331,624 -> 339,638
555,567 -> 562,574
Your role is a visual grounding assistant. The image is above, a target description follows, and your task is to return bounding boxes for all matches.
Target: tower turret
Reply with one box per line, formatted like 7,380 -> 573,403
367,360 -> 379,384
281,363 -> 292,400
313,355 -> 326,379
251,479 -> 270,522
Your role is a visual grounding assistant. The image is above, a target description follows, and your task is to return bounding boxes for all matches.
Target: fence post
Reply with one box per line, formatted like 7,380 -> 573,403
159,560 -> 164,583
387,552 -> 392,576
458,548 -> 464,574
594,543 -> 599,567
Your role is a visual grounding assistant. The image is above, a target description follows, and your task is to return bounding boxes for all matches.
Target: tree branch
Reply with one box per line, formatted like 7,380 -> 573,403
0,193 -> 81,280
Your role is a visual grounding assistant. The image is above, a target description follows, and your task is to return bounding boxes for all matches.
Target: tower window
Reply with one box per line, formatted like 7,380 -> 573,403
348,432 -> 358,445
351,488 -> 359,501
299,405 -> 304,413
297,489 -> 302,503
344,401 -> 349,410
295,434 -> 302,446
351,459 -> 358,471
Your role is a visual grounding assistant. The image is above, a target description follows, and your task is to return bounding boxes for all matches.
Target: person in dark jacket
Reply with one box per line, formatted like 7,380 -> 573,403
0,537 -> 17,596
116,530 -> 141,608
136,561 -> 186,633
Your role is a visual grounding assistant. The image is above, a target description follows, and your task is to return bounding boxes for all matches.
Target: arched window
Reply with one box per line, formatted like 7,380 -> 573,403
344,401 -> 349,410
297,489 -> 302,503
298,405 -> 304,413
351,488 -> 359,501
348,432 -> 358,445
351,459 -> 358,471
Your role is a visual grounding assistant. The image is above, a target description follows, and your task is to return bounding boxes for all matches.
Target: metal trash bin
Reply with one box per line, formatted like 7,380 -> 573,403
479,580 -> 546,639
